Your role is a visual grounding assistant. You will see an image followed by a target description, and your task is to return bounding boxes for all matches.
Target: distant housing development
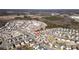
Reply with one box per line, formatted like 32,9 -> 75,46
0,9 -> 79,50
0,20 -> 79,50
70,16 -> 79,22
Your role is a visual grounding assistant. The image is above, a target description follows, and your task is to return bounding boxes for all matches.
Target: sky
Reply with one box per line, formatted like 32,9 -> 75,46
0,0 -> 79,9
